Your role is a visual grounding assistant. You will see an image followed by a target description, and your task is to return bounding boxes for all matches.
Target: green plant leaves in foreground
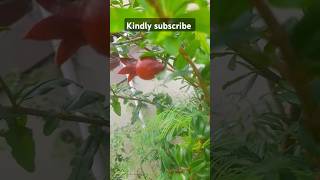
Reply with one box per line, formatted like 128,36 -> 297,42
110,8 -> 143,33
42,116 -> 60,136
64,90 -> 105,111
111,96 -> 121,116
213,0 -> 251,27
5,125 -> 35,172
18,78 -> 77,103
68,127 -> 104,180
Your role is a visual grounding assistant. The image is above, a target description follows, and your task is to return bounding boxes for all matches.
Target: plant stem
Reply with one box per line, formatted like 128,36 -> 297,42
250,0 -> 297,66
110,87 -> 155,105
112,36 -> 144,45
166,61 -> 200,88
179,47 -> 210,105
251,0 -> 320,173
212,51 -> 239,57
0,105 -> 109,128
251,0 -> 314,128
111,95 -> 155,105
146,0 -> 167,18
0,76 -> 17,106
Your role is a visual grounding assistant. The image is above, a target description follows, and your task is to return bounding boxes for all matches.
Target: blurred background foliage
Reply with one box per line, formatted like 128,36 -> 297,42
213,0 -> 320,179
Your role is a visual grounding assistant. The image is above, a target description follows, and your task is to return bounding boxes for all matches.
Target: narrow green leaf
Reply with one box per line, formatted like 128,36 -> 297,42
19,78 -> 77,102
5,126 -> 35,172
228,55 -> 237,71
213,0 -> 251,27
174,55 -> 188,70
65,90 -> 105,111
222,72 -> 255,90
43,117 -> 60,136
68,128 -> 103,180
111,96 -> 121,116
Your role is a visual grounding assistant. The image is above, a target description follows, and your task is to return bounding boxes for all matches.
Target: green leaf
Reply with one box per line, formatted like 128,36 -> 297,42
200,65 -> 210,83
19,78 -> 76,102
131,103 -> 142,124
185,39 -> 201,58
43,117 -> 60,136
159,0 -> 188,17
162,37 -> 181,56
222,72 -> 255,90
291,2 -> 320,62
174,54 -> 188,70
111,96 -> 121,116
214,12 -> 257,47
64,90 -> 105,111
213,0 -> 251,27
68,128 -> 103,180
195,49 -> 210,65
228,55 -> 237,71
296,123 -> 320,157
178,9 -> 210,34
110,8 -> 144,32
191,160 -> 207,173
195,32 -> 210,54
5,126 -> 35,172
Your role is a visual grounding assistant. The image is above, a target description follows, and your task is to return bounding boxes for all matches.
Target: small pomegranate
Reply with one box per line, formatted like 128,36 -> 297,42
82,0 -> 107,55
118,57 -> 164,82
136,58 -> 164,80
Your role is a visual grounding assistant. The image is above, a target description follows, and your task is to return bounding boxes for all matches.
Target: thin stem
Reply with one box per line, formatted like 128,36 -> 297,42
112,36 -> 144,45
110,87 -> 155,105
146,0 -> 167,18
179,47 -> 210,105
111,95 -> 155,105
212,51 -> 239,57
0,105 -> 109,128
0,76 -> 16,106
251,0 -> 314,120
250,0 -> 296,65
166,61 -> 199,88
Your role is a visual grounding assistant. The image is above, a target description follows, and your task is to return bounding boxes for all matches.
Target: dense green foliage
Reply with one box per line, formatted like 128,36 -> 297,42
0,73 -> 108,179
110,0 -> 210,179
111,102 -> 210,179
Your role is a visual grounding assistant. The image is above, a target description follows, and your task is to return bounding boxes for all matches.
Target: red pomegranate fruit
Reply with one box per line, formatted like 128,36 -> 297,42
136,58 -> 164,80
82,0 -> 108,55
25,0 -> 107,65
118,57 -> 164,82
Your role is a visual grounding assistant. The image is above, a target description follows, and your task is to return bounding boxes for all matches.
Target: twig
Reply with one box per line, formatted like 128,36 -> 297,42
251,0 -> 314,115
111,95 -> 155,105
0,76 -> 16,106
166,61 -> 199,88
146,0 -> 167,18
250,0 -> 296,65
179,47 -> 210,104
111,87 -> 155,105
212,51 -> 239,57
0,105 -> 109,127
112,36 -> 144,45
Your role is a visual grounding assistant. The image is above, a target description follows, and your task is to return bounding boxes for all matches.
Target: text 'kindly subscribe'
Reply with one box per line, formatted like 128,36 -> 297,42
124,18 -> 196,31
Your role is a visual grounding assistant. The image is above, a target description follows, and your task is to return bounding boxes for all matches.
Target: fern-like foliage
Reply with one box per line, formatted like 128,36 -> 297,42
213,104 -> 316,180
133,103 -> 210,179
